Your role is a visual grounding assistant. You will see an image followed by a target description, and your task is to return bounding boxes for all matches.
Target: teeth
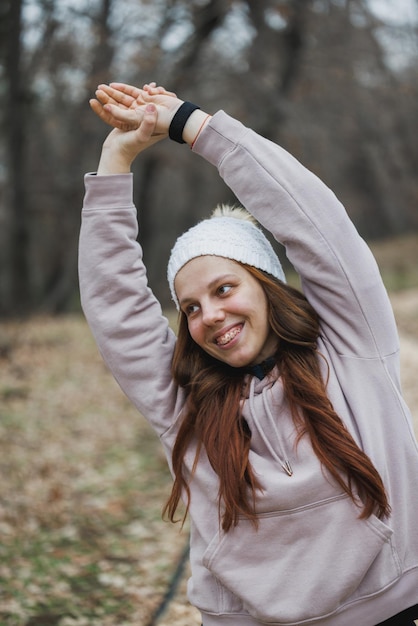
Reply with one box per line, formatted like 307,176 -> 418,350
216,326 -> 241,346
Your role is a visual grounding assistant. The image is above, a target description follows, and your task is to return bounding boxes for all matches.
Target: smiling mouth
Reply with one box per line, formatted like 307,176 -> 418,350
215,325 -> 243,346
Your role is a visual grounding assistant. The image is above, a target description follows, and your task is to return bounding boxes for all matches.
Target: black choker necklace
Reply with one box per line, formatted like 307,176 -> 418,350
246,356 -> 276,380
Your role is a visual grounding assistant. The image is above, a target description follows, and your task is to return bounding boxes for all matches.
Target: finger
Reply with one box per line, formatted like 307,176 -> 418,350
89,98 -> 103,115
94,89 -> 110,106
90,99 -> 140,131
143,84 -> 177,98
143,84 -> 161,95
97,84 -> 137,108
89,99 -> 131,130
134,104 -> 168,146
109,82 -> 143,101
156,85 -> 177,97
135,104 -> 158,142
103,102 -> 144,128
94,89 -> 129,112
89,98 -> 115,123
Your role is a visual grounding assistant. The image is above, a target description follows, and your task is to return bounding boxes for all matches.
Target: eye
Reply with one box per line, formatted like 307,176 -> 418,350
218,284 -> 233,296
184,303 -> 200,317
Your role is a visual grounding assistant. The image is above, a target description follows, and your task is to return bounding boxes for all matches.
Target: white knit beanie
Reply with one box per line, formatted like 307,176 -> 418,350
167,205 -> 286,309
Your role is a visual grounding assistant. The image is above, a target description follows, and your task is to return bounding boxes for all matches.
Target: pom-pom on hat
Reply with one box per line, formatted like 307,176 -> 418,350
167,205 -> 286,309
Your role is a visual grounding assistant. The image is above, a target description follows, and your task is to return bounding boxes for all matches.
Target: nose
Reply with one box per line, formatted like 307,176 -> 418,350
201,300 -> 225,326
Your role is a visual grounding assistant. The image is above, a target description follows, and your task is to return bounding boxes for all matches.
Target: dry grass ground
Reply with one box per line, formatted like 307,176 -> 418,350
0,235 -> 417,625
0,315 -> 195,626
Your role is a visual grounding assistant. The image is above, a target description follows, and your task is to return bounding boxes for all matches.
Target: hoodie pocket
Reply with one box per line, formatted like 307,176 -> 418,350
202,494 -> 399,624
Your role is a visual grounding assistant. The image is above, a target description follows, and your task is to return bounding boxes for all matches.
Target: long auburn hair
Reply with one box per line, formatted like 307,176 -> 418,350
165,264 -> 390,532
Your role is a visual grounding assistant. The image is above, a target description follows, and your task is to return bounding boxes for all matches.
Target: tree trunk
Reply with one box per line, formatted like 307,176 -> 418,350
5,0 -> 31,314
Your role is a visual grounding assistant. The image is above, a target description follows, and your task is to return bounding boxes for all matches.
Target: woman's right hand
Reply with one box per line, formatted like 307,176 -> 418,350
96,103 -> 164,175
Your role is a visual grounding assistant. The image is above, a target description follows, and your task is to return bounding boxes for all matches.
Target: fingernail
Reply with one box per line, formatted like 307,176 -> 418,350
145,104 -> 156,113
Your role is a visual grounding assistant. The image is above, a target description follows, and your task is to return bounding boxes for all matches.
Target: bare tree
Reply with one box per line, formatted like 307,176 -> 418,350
0,0 -> 416,314
38,0 -> 117,312
2,0 -> 30,314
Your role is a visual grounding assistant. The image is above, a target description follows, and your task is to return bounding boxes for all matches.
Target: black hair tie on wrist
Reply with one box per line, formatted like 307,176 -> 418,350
169,101 -> 201,144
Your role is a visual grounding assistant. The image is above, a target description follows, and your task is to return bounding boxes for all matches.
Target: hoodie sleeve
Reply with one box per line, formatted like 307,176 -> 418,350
192,111 -> 399,359
78,173 -> 184,436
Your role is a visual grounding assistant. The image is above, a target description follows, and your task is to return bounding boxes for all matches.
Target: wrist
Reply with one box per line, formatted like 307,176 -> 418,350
168,101 -> 201,143
97,144 -> 132,175
182,109 -> 212,146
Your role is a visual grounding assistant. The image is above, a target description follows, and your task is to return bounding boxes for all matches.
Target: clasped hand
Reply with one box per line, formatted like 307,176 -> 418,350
91,82 -> 181,174
91,82 -> 179,135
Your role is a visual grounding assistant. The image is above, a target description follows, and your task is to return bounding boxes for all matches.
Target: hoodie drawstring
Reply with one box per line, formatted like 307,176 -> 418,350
247,377 -> 293,477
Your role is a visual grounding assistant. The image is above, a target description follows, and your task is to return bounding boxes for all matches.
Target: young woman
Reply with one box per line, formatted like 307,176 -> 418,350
78,83 -> 418,626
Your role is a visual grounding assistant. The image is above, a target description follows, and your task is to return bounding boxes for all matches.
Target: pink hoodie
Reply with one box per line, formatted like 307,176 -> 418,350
79,111 -> 418,625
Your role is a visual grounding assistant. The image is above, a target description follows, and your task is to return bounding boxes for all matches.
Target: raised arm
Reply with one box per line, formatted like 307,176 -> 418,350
91,82 -> 399,361
79,98 -> 184,435
190,112 -> 399,361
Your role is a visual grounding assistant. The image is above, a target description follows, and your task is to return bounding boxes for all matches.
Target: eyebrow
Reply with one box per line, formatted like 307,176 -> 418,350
178,273 -> 238,308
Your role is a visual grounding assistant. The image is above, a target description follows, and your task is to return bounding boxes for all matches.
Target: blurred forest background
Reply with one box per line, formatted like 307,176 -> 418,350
0,2 -> 418,623
1,0 -> 417,316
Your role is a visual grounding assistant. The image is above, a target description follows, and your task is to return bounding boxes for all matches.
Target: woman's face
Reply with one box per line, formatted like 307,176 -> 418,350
174,256 -> 278,368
